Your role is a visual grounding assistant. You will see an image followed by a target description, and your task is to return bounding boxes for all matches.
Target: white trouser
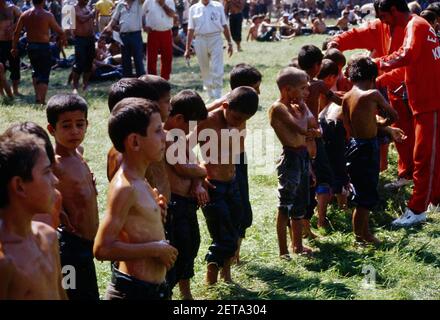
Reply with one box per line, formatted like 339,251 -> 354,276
194,33 -> 224,99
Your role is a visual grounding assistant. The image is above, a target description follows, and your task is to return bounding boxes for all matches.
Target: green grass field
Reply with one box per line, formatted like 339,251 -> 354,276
1,32 -> 440,300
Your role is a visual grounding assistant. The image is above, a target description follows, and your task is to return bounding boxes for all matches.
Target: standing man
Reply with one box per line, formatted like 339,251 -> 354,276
72,0 -> 96,93
375,0 -> 440,226
11,0 -> 66,104
104,0 -> 146,77
95,0 -> 114,33
142,0 -> 175,80
185,0 -> 233,100
225,0 -> 245,52
0,0 -> 21,96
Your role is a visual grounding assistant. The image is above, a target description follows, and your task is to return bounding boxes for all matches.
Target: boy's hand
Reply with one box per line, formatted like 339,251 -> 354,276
202,178 -> 216,191
388,127 -> 407,143
155,240 -> 178,270
306,128 -> 321,139
153,188 -> 168,224
192,184 -> 210,207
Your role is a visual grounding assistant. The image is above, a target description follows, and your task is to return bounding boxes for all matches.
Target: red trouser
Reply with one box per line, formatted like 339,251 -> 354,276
408,111 -> 440,213
391,97 -> 415,179
147,30 -> 173,80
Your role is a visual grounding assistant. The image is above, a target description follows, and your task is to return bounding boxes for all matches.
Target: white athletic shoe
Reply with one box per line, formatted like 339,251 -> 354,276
427,203 -> 440,214
384,177 -> 412,189
392,208 -> 427,227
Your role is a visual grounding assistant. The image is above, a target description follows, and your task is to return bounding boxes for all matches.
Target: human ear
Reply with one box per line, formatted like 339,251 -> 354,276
127,133 -> 140,151
9,176 -> 26,199
47,124 -> 55,136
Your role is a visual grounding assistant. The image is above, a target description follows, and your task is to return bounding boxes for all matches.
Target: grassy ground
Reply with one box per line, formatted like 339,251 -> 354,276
1,32 -> 440,300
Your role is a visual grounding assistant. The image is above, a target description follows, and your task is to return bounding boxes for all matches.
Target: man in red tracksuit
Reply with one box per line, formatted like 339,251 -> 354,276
376,0 -> 440,226
329,12 -> 415,188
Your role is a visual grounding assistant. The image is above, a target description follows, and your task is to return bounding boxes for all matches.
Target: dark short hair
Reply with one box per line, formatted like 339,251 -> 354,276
32,0 -> 44,5
46,94 -> 88,127
421,10 -> 437,24
0,133 -> 45,208
108,78 -> 160,112
229,63 -> 262,90
298,45 -> 324,71
346,56 -> 378,82
377,0 -> 409,13
138,75 -> 171,99
108,98 -> 160,153
276,66 -> 309,90
226,86 -> 259,116
323,48 -> 346,67
426,2 -> 440,16
4,122 -> 55,165
169,90 -> 208,122
317,59 -> 339,79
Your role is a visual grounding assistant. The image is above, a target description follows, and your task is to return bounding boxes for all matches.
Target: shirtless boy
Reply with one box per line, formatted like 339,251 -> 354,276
192,86 -> 259,284
342,56 -> 397,244
164,90 -> 208,299
12,0 -> 66,104
94,97 -> 178,300
0,133 -> 66,299
269,67 -> 315,258
72,0 -> 96,93
0,0 -> 21,96
46,94 -> 100,300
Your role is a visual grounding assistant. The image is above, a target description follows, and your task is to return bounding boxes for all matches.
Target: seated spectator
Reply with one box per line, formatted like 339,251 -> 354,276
312,11 -> 326,34
50,34 -> 73,70
279,12 -> 295,36
90,36 -> 123,82
247,14 -> 263,41
172,26 -> 185,57
256,16 -> 279,41
336,11 -> 349,31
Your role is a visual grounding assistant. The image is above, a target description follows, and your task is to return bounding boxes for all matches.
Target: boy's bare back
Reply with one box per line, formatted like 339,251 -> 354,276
0,221 -> 66,299
20,8 -> 60,43
54,150 -> 99,241
269,100 -> 310,148
342,87 -> 385,139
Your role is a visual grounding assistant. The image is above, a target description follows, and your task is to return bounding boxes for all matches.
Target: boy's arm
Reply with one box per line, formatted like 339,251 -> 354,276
93,186 -> 178,269
341,98 -> 352,139
0,252 -> 13,299
270,104 -> 308,135
206,97 -> 226,112
49,14 -> 66,44
321,82 -> 342,105
373,90 -> 398,126
173,163 -> 207,179
11,14 -> 24,57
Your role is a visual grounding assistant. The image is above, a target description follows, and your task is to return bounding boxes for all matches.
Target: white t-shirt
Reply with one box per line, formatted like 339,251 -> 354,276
188,0 -> 227,35
142,0 -> 176,31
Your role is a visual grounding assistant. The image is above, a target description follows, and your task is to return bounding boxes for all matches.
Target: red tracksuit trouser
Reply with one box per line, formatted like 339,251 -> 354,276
408,111 -> 440,213
147,30 -> 173,80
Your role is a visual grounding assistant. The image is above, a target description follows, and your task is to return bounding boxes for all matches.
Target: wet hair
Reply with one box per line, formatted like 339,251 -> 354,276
377,0 -> 409,13
0,133 -> 45,208
169,90 -> 208,122
108,97 -> 160,153
323,48 -> 346,67
421,10 -> 437,25
226,86 -> 259,116
346,56 -> 378,82
46,94 -> 88,128
276,67 -> 309,90
108,78 -> 160,112
229,63 -> 262,90
317,59 -> 339,80
298,45 -> 324,71
3,122 -> 55,165
138,75 -> 171,99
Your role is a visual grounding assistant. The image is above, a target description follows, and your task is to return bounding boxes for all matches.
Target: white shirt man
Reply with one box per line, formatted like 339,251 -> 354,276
142,0 -> 175,79
185,0 -> 233,100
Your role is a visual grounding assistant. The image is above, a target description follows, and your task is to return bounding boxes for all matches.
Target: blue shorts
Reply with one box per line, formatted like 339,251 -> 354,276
202,179 -> 243,267
276,146 -> 310,220
166,193 -> 200,289
27,42 -> 51,84
345,137 -> 380,210
236,152 -> 253,238
73,36 -> 95,74
313,137 -> 334,194
320,119 -> 349,194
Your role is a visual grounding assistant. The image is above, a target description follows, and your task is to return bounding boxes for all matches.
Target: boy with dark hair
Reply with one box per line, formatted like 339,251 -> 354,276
343,56 -> 397,244
46,94 -> 100,300
190,86 -> 259,284
270,67 -> 316,257
0,133 -> 66,299
323,48 -> 352,92
298,44 -> 341,231
164,89 -> 208,299
205,63 -> 262,263
94,97 -> 178,300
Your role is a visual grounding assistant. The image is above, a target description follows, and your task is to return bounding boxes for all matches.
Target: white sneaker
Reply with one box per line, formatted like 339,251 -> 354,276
384,177 -> 412,189
392,208 -> 427,227
427,203 -> 440,214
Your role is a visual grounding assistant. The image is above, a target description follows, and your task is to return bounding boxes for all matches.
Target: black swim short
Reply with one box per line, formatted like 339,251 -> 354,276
276,146 -> 310,220
27,42 -> 51,84
313,137 -> 334,194
345,137 -> 380,210
0,40 -> 20,81
73,36 -> 95,74
229,12 -> 243,43
236,152 -> 253,238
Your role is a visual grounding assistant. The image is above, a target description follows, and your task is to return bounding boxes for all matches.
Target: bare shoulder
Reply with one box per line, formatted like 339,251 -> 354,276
31,221 -> 57,245
109,171 -> 137,203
